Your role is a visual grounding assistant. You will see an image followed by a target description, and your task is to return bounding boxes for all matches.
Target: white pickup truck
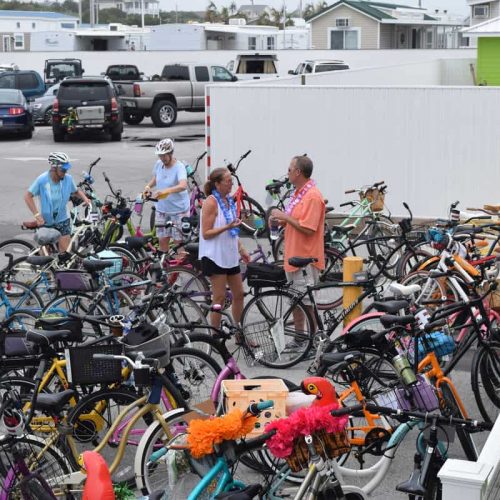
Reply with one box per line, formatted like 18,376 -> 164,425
288,60 -> 350,75
122,62 -> 237,127
227,54 -> 279,80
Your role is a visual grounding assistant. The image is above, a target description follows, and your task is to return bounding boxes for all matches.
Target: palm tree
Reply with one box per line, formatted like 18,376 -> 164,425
303,2 -> 315,19
205,1 -> 219,22
229,1 -> 237,15
220,6 -> 229,23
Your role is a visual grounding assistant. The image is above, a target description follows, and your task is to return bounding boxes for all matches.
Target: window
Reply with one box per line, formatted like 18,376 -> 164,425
17,73 -> 38,89
58,83 -> 109,100
195,66 -> 209,82
330,29 -> 359,49
14,34 -> 24,50
32,23 -> 36,29
248,36 -> 256,50
16,22 -> 20,28
61,22 -> 75,29
0,74 -> 15,89
211,66 -> 233,82
161,65 -> 189,81
316,63 -> 348,72
425,29 -> 433,49
304,63 -> 313,73
473,4 -> 489,18
267,36 -> 275,50
336,17 -> 349,27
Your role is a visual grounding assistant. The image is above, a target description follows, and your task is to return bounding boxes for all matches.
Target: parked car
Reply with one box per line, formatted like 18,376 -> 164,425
0,63 -> 19,72
288,60 -> 350,75
44,59 -> 84,86
32,83 -> 59,125
102,65 -> 145,109
227,54 -> 279,80
0,89 -> 34,139
52,76 -> 123,142
124,63 -> 237,127
0,70 -> 45,100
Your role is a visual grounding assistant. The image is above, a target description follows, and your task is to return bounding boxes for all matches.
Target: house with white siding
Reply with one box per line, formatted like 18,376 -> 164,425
466,0 -> 500,46
307,0 -> 467,50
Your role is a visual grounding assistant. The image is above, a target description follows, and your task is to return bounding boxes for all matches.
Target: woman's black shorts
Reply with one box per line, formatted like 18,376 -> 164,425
201,257 -> 240,277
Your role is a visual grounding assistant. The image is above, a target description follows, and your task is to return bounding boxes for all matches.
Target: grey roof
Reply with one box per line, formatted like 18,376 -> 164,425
0,10 -> 78,19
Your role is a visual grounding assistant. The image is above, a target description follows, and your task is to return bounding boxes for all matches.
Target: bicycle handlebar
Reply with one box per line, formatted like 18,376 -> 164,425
331,403 -> 493,431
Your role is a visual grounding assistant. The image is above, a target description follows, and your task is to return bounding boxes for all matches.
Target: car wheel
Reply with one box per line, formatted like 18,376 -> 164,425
44,108 -> 53,126
151,100 -> 177,127
22,128 -> 33,139
123,112 -> 144,125
110,127 -> 122,141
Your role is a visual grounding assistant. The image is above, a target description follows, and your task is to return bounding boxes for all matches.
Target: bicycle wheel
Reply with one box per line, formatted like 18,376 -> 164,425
163,266 -> 210,307
105,271 -> 152,315
0,434 -> 72,498
66,386 -> 154,481
272,233 -> 285,262
21,476 -> 56,500
316,247 -> 346,310
238,195 -> 266,236
5,309 -> 39,332
134,410 -> 199,498
168,347 -> 221,406
398,271 -> 459,307
439,381 -> 478,461
471,341 -> 500,423
396,248 -> 434,280
107,244 -> 141,273
241,289 -> 314,369
3,280 -> 44,314
0,238 -> 35,262
41,292 -> 107,339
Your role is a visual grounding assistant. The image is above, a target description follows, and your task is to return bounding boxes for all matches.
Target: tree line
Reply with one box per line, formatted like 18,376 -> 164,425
0,0 -> 329,26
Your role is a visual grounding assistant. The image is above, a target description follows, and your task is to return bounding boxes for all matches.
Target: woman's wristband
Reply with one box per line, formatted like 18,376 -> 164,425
34,212 -> 41,218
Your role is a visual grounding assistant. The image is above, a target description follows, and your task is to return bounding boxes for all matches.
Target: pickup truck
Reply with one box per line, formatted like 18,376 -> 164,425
288,60 -> 349,75
102,64 -> 145,104
44,59 -> 84,86
227,53 -> 279,80
122,63 -> 237,127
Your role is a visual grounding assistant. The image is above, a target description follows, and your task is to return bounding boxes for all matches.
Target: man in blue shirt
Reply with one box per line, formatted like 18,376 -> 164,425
24,152 -> 90,252
144,138 -> 190,252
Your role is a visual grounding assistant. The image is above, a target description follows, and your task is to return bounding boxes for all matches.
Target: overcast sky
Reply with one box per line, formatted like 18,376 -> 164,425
159,0 -> 468,15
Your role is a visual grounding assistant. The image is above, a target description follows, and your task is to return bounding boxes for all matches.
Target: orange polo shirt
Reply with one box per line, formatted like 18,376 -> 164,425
284,185 -> 325,272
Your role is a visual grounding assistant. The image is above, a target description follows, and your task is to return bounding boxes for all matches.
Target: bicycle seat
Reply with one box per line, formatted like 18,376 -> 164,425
184,242 -> 199,255
330,224 -> 355,234
22,220 -> 38,230
216,484 -> 262,499
380,314 -> 415,328
125,236 -> 152,250
325,206 -> 335,214
396,470 -> 426,497
26,255 -> 55,267
35,389 -> 75,412
288,256 -> 318,268
82,259 -> 114,273
26,328 -> 74,347
388,282 -> 421,297
320,350 -> 362,367
372,300 -> 409,314
265,181 -> 284,192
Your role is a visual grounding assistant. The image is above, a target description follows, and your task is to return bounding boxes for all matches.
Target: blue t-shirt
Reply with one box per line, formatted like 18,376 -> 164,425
153,160 -> 190,214
28,172 -> 77,224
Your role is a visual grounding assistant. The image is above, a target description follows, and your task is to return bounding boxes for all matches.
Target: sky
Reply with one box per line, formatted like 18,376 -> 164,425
159,0 -> 469,15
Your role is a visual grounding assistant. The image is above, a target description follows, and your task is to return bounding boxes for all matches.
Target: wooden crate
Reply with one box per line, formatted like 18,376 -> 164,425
221,379 -> 289,437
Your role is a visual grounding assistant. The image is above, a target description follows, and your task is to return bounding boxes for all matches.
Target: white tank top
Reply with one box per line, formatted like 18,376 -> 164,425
198,196 -> 239,269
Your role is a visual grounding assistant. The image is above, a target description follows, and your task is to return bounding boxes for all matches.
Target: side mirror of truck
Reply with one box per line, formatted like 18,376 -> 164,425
288,70 -> 296,75
231,75 -> 238,82
81,69 -> 85,74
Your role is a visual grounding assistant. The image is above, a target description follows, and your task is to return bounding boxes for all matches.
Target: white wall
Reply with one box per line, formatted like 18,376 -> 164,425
207,84 -> 500,218
149,24 -> 205,50
30,31 -> 77,51
6,48 -> 475,80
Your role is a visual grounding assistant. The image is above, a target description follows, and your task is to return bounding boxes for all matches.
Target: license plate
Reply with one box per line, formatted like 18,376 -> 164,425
76,106 -> 104,122
122,100 -> 136,108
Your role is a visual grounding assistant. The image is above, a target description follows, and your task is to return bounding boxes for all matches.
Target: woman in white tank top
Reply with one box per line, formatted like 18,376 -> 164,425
199,168 -> 250,327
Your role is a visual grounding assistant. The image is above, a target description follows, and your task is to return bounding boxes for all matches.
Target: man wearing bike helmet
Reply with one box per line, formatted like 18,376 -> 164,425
24,152 -> 90,252
144,138 -> 190,251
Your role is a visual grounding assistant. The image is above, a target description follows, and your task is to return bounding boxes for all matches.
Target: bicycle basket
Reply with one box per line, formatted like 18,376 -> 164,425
246,262 -> 287,288
360,188 -> 385,212
121,323 -> 170,368
286,430 -> 350,473
373,375 -> 439,413
55,270 -> 97,292
65,344 -> 123,385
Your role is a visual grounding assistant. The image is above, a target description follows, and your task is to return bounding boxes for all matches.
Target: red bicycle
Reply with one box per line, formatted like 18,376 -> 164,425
226,150 -> 267,237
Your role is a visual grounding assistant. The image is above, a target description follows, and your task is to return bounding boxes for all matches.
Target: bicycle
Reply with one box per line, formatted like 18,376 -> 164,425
225,150 -> 267,236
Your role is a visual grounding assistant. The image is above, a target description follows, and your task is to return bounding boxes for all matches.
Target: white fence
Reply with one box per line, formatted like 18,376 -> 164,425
439,416 -> 500,499
206,83 -> 500,218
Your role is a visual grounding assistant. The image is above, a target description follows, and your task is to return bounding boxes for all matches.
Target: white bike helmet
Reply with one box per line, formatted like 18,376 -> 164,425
48,152 -> 71,170
155,138 -> 174,155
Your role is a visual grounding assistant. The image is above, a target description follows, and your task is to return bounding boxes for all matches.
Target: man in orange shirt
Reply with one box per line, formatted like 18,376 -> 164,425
271,155 -> 325,346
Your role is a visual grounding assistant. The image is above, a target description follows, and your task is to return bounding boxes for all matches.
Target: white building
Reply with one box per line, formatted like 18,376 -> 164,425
466,0 -> 500,46
0,10 -> 79,52
96,0 -> 159,18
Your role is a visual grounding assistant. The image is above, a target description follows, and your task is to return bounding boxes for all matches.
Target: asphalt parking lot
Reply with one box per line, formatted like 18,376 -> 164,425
0,114 -> 492,498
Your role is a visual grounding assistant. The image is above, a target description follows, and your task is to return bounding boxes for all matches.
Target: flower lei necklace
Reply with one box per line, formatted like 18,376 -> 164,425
285,180 -> 316,216
212,189 -> 239,237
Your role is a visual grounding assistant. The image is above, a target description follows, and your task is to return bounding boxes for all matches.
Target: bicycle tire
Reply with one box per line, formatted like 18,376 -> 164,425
272,233 -> 285,262
107,244 -> 141,273
5,309 -> 39,333
471,341 -> 500,423
398,271 -> 459,308
168,347 -> 222,407
0,434 -> 72,498
3,279 -> 44,313
396,248 -> 434,280
0,238 -> 35,259
238,195 -> 267,237
134,409 -> 193,495
240,288 -> 314,369
21,476 -> 56,500
439,381 -> 478,461
163,265 -> 211,307
315,247 -> 345,310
